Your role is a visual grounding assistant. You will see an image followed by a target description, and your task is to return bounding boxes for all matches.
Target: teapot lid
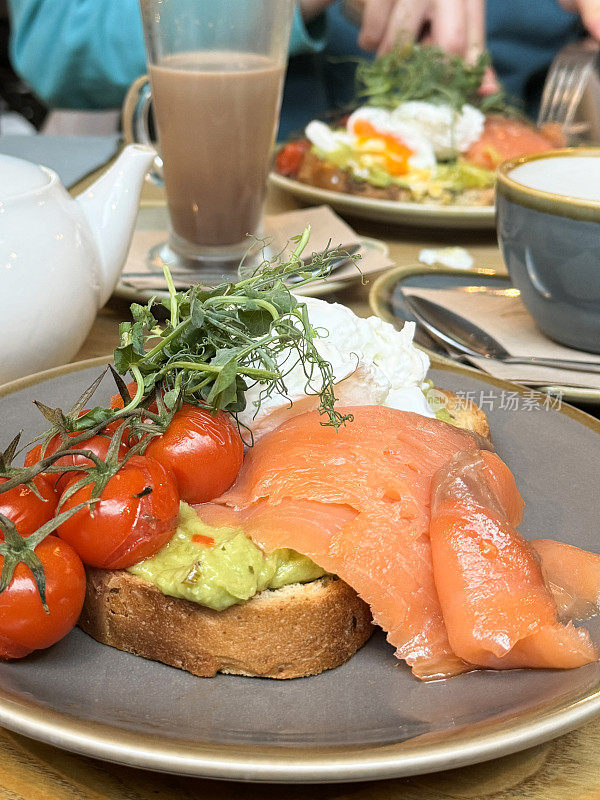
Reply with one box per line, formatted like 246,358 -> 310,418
1,154 -> 50,199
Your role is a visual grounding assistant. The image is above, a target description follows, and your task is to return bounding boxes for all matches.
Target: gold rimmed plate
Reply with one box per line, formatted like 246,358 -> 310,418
369,265 -> 600,406
0,359 -> 600,782
269,172 -> 496,230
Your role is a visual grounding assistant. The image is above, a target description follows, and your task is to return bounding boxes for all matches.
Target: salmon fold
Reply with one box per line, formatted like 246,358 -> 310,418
430,451 -> 598,670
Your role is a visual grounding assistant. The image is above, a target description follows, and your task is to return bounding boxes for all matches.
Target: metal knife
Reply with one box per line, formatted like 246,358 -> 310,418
404,294 -> 600,374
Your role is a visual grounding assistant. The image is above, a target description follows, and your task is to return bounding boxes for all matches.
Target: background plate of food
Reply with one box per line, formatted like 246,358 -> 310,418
271,44 -> 564,229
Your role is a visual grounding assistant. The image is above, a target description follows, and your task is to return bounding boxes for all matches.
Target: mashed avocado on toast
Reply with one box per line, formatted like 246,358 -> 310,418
128,503 -> 326,611
311,143 -> 494,196
81,396 -> 490,679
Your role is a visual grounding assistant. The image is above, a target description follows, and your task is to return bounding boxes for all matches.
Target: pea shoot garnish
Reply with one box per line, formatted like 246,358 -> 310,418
354,42 -> 512,115
113,226 -> 357,433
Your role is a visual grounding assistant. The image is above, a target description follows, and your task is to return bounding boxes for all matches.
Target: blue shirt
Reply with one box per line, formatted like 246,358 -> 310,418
7,0 -> 586,131
6,2 -> 334,107
487,0 -> 583,117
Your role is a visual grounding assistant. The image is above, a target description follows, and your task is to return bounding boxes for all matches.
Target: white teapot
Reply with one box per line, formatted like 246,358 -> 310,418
1,144 -> 156,384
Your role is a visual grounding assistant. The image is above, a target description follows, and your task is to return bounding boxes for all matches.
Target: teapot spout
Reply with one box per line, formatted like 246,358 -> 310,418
76,144 -> 156,306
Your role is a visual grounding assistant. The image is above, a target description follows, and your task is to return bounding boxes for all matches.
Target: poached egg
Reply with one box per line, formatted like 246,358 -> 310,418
237,297 -> 434,439
305,101 -> 486,181
346,107 -> 436,174
306,108 -> 435,178
391,102 -> 485,160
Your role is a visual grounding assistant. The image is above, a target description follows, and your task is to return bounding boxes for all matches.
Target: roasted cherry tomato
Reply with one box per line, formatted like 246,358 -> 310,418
51,431 -> 127,470
27,428 -> 128,472
57,455 -> 179,569
144,403 -> 243,504
23,444 -> 58,494
110,381 -> 158,414
0,475 -> 58,537
25,423 -> 129,496
275,140 -> 309,177
24,443 -> 44,470
0,535 -> 85,660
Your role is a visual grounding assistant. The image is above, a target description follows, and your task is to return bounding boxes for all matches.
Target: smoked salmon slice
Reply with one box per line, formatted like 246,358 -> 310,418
465,115 -> 563,171
531,539 -> 600,620
430,452 -> 598,670
199,406 -> 483,679
478,449 -> 524,528
197,407 -> 598,678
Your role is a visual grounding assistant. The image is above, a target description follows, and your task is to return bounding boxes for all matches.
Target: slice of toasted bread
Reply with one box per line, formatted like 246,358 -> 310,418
79,569 -> 373,679
439,389 -> 491,440
79,392 -> 490,679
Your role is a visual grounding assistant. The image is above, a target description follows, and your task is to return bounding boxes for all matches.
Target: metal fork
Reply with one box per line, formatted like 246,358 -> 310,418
537,40 -> 600,134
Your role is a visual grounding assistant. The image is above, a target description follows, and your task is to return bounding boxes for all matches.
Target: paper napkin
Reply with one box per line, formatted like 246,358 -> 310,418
403,285 -> 600,390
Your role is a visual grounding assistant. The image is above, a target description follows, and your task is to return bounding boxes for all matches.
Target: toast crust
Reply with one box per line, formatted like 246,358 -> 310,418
440,389 -> 491,440
79,570 -> 373,679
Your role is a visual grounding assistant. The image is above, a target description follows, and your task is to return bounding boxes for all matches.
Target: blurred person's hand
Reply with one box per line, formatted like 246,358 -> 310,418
358,0 -> 499,93
560,0 -> 600,40
299,0 -> 335,23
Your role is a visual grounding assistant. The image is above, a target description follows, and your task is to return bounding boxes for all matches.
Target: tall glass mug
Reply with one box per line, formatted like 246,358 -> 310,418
124,0 -> 294,279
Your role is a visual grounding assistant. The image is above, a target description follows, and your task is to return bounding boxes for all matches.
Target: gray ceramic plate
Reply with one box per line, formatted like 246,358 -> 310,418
269,172 -> 495,230
370,265 -> 600,407
0,358 -> 600,783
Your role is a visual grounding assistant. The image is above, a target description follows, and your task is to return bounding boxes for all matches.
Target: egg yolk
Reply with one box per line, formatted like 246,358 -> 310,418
352,119 -> 414,176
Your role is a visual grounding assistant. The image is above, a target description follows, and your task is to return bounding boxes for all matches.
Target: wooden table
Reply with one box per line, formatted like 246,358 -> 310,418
4,180 -> 600,800
72,181 -> 505,362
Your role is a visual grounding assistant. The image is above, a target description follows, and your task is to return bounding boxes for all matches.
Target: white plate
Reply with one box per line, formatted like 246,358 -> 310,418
269,172 -> 496,230
114,225 -> 389,303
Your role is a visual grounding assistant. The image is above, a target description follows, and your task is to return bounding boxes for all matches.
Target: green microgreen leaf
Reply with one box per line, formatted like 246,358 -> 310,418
354,42 -> 516,114
130,302 -> 157,328
113,344 -> 134,374
110,226 -> 359,432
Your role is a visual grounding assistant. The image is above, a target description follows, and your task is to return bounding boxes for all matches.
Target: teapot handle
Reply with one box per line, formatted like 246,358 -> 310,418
122,75 -> 163,185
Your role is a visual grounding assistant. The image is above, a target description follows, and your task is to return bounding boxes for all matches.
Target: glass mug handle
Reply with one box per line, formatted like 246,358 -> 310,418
122,74 -> 164,184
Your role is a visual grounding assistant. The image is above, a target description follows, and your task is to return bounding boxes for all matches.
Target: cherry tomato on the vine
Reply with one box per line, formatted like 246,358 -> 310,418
24,443 -> 44,469
0,475 -> 58,537
110,381 -> 158,414
22,444 -> 57,494
57,455 -> 179,569
27,428 -> 129,472
0,536 -> 85,660
144,403 -> 243,504
25,421 -> 130,495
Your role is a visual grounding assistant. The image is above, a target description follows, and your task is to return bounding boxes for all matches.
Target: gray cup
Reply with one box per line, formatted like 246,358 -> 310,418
496,148 -> 600,354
